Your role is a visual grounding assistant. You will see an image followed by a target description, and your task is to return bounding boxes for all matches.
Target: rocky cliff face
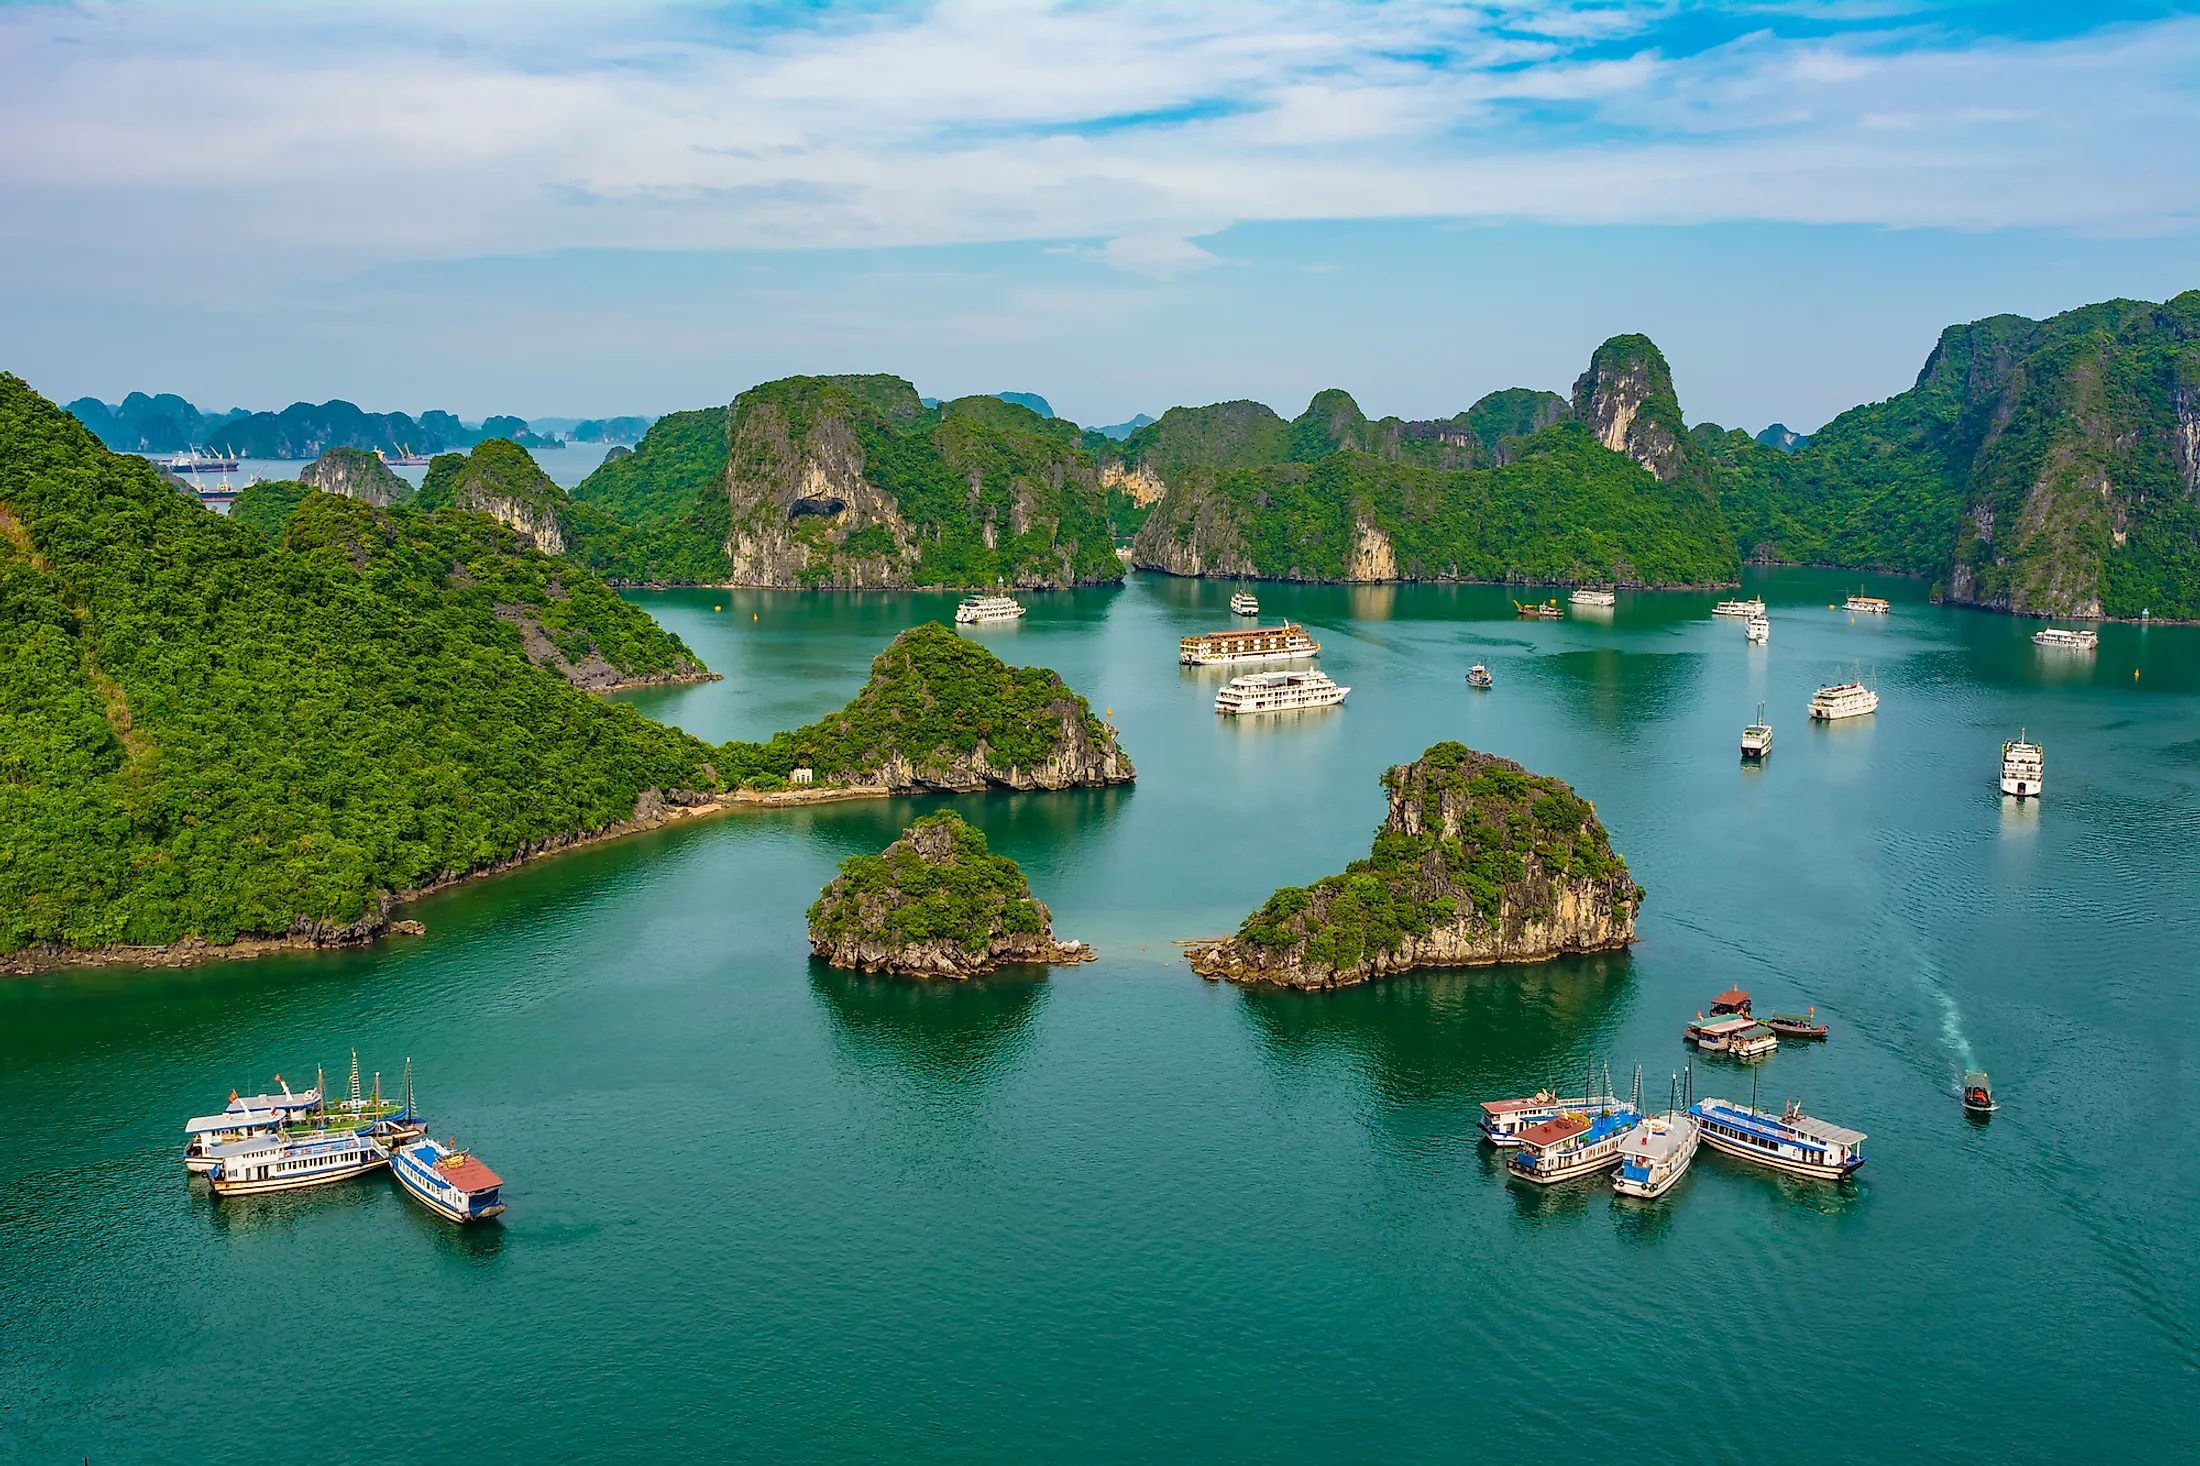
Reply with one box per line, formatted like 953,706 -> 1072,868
419,438 -> 569,555
1571,335 -> 1692,483
807,811 -> 1093,977
1188,743 -> 1640,989
301,446 -> 407,506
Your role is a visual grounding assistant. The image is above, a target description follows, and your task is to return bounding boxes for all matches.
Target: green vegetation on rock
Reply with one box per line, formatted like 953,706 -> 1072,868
229,479 -> 313,540
807,811 -> 1044,957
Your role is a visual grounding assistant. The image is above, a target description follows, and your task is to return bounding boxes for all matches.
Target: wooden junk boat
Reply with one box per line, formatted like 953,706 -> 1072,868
1513,598 -> 1564,619
1763,1008 -> 1829,1040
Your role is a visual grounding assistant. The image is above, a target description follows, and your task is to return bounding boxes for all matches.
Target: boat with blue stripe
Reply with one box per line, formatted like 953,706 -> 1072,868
1506,1101 -> 1643,1185
1690,1097 -> 1866,1181
391,1136 -> 507,1223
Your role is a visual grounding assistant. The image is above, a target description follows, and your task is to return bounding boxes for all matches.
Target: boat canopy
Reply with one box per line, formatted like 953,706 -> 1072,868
1518,1114 -> 1593,1147
1694,1016 -> 1756,1034
1784,1114 -> 1868,1147
183,1109 -> 283,1134
1711,989 -> 1750,1008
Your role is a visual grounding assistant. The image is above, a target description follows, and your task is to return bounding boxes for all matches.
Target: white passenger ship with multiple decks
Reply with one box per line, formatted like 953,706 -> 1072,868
1506,1103 -> 1644,1185
1612,1110 -> 1701,1199
1230,591 -> 1260,616
1213,669 -> 1347,716
206,1130 -> 390,1197
955,595 -> 1025,624
2001,731 -> 2043,798
1569,587 -> 1616,608
1477,1089 -> 1623,1146
182,1081 -> 322,1172
2032,626 -> 2097,651
1179,622 -> 1319,666
1808,679 -> 1879,721
1690,1098 -> 1866,1180
1712,597 -> 1766,618
1844,593 -> 1890,614
1745,613 -> 1769,644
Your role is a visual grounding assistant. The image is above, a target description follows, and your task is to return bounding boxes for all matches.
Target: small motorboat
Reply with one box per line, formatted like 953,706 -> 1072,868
1764,1009 -> 1828,1040
1962,1071 -> 1997,1115
1466,664 -> 1493,689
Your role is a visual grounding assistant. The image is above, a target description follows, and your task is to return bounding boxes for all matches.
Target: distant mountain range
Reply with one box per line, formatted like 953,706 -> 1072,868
64,395 -> 658,458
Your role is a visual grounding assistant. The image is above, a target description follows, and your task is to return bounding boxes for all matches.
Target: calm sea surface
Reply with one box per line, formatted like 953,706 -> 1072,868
4,569 -> 2195,1462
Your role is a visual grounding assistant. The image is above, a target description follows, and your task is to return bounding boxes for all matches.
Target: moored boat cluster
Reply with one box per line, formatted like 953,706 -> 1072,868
182,1051 -> 506,1225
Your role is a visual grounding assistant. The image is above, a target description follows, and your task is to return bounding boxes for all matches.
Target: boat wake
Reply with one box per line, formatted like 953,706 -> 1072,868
1917,962 -> 1977,1075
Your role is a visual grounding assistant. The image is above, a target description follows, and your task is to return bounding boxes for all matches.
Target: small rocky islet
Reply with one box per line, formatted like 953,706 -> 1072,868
807,811 -> 1092,978
1188,742 -> 1641,989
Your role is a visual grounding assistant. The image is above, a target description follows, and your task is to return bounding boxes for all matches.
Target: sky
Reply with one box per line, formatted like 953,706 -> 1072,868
4,0 -> 2198,434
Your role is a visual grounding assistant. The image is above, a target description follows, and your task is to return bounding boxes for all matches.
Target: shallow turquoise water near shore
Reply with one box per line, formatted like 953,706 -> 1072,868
4,569 -> 2195,1462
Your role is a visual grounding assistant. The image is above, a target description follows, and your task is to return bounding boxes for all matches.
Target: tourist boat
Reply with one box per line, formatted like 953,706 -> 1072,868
1763,1008 -> 1828,1040
1466,664 -> 1493,689
1569,587 -> 1616,608
1709,989 -> 1752,1018
1214,669 -> 1348,716
1808,680 -> 1879,721
1745,614 -> 1769,644
1513,598 -> 1564,619
1962,1071 -> 1997,1115
1179,623 -> 1319,665
1712,597 -> 1766,618
1612,1109 -> 1701,1199
1230,591 -> 1260,616
1476,1088 -> 1623,1146
391,1135 -> 508,1223
1690,1097 -> 1867,1180
1844,593 -> 1890,614
1741,703 -> 1772,759
1724,1023 -> 1780,1060
181,1079 -> 324,1172
955,594 -> 1026,625
2033,627 -> 2097,651
205,1129 -> 390,1197
2001,731 -> 2043,798
1683,1014 -> 1757,1052
1506,1103 -> 1643,1185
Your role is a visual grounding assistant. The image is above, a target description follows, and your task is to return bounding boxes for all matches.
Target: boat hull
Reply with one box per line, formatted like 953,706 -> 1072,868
391,1146 -> 505,1223
2000,777 -> 2041,798
210,1154 -> 388,1196
1698,1129 -> 1861,1181
1507,1151 -> 1623,1185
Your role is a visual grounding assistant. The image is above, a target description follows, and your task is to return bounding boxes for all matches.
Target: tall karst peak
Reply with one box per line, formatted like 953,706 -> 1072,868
1571,334 -> 1691,483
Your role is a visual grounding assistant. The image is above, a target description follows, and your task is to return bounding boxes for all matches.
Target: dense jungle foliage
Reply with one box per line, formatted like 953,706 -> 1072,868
1235,743 -> 1633,972
720,621 -> 1109,789
807,811 -> 1044,955
0,376 -> 722,954
569,407 -> 735,582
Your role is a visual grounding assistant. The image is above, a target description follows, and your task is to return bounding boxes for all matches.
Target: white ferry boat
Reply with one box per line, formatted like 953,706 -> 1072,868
1712,597 -> 1766,618
1690,1097 -> 1867,1181
1476,1089 -> 1624,1146
1506,1104 -> 1643,1185
1569,587 -> 1616,608
1179,622 -> 1319,666
1214,669 -> 1348,716
391,1135 -> 507,1223
1230,591 -> 1260,616
1612,1110 -> 1701,1199
955,595 -> 1025,625
2033,627 -> 2097,651
206,1130 -> 390,1197
181,1080 -> 323,1172
1844,593 -> 1890,614
1741,703 -> 1772,760
2001,731 -> 2043,798
1808,680 -> 1879,721
1745,614 -> 1769,644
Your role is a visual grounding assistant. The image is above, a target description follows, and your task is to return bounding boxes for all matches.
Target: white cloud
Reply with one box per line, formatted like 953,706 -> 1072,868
1,0 -> 2196,300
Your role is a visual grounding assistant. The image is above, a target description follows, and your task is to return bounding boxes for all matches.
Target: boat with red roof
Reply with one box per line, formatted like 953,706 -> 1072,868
1506,1100 -> 1644,1184
1477,1086 -> 1623,1146
391,1134 -> 507,1223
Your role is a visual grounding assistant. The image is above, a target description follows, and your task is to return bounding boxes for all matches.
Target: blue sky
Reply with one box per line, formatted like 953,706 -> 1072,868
5,0 -> 2198,432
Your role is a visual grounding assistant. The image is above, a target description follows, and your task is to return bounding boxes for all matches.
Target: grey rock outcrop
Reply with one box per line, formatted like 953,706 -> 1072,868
301,446 -> 407,506
1572,335 -> 1692,483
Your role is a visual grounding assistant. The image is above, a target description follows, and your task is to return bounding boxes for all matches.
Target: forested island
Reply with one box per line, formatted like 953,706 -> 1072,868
808,811 -> 1093,977
1187,743 -> 1641,989
0,377 -> 1130,970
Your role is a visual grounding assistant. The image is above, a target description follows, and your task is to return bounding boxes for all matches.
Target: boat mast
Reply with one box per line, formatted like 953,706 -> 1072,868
1750,1061 -> 1760,1117
404,1057 -> 414,1123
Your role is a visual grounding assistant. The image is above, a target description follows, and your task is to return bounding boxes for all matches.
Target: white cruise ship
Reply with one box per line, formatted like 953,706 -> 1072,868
1808,680 -> 1879,721
1230,591 -> 1260,616
1180,622 -> 1319,665
1214,669 -> 1348,716
2001,731 -> 2043,798
1712,597 -> 1766,618
1741,702 -> 1772,759
2033,627 -> 2097,651
1611,1110 -> 1701,1199
1569,587 -> 1616,607
1844,593 -> 1890,614
206,1130 -> 390,1197
955,594 -> 1025,625
1745,613 -> 1769,644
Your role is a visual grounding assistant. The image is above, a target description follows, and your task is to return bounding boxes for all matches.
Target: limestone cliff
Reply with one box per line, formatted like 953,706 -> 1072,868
1571,335 -> 1692,483
301,446 -> 407,506
807,811 -> 1092,978
418,438 -> 569,555
1188,743 -> 1640,989
720,622 -> 1134,794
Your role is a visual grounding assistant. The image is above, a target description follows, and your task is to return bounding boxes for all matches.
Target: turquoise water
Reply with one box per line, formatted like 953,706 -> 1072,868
4,569 -> 2195,1462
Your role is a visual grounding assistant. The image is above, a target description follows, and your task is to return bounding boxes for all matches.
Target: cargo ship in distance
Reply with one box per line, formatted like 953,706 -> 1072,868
1180,623 -> 1319,666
